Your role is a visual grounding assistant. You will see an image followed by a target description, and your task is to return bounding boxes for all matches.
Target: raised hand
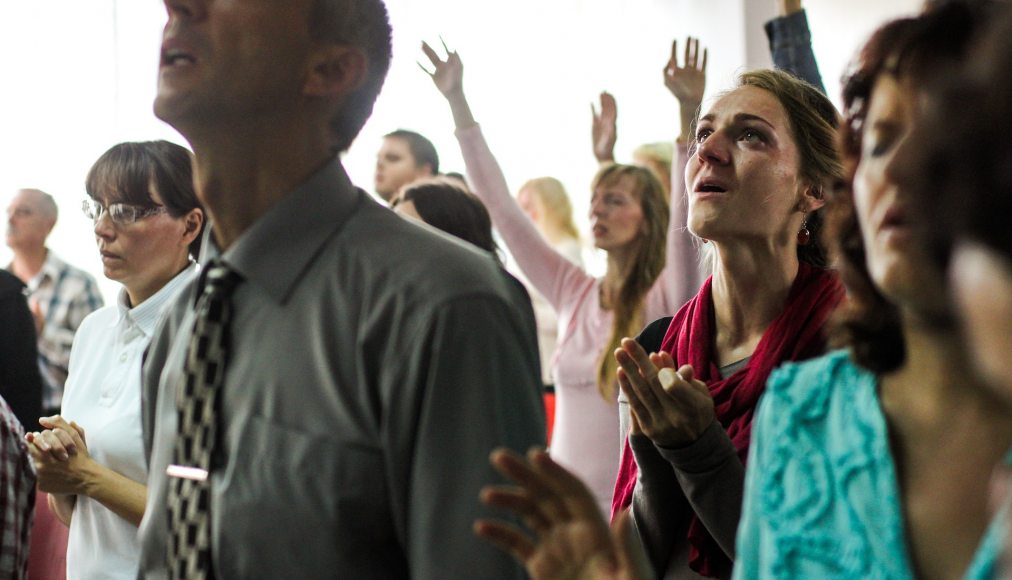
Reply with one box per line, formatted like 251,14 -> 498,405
591,92 -> 618,163
615,338 -> 714,447
663,37 -> 707,107
420,38 -> 476,129
420,38 -> 464,99
475,447 -> 654,580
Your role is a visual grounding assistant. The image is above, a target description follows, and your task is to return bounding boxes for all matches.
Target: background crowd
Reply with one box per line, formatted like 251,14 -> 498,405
1,0 -> 1010,578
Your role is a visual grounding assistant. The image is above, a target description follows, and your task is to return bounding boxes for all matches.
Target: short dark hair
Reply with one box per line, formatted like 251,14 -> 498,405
310,0 -> 393,153
393,179 -> 499,263
384,129 -> 440,174
831,0 -> 995,373
85,140 -> 205,259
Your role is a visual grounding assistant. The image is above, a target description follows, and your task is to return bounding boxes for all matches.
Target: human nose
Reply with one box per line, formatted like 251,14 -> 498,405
93,210 -> 116,239
696,131 -> 730,166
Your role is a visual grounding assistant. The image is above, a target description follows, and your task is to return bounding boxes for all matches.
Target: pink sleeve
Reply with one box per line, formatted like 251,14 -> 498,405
455,125 -> 593,312
644,142 -> 705,321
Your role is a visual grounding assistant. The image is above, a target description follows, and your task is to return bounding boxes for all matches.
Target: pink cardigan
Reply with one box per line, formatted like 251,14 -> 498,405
456,125 -> 702,514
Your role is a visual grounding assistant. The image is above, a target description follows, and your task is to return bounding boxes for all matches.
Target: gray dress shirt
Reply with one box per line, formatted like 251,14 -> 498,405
138,160 -> 545,579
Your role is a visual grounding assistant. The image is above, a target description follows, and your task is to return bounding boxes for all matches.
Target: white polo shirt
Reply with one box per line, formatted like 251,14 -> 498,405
61,263 -> 196,580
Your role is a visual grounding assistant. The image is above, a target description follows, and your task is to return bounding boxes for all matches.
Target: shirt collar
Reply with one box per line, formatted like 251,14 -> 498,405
113,262 -> 198,336
203,159 -> 364,305
24,249 -> 65,290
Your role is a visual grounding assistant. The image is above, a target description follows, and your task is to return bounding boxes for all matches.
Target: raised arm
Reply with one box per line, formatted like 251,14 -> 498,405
421,41 -> 592,311
648,37 -> 709,316
765,0 -> 826,94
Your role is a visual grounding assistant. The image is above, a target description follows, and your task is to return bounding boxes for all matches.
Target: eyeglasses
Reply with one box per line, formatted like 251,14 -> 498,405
82,199 -> 167,226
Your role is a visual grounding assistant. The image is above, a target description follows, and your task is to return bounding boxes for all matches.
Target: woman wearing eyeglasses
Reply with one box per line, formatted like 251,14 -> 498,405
24,140 -> 204,580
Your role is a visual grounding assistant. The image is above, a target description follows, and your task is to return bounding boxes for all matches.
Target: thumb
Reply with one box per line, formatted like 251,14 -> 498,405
677,364 -> 696,382
629,409 -> 643,435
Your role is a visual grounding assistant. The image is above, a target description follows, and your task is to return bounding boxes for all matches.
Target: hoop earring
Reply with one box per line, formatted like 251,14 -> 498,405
797,214 -> 811,246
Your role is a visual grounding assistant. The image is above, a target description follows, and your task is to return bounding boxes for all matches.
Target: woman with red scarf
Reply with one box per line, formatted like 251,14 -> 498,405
607,66 -> 845,579
473,68 -> 843,579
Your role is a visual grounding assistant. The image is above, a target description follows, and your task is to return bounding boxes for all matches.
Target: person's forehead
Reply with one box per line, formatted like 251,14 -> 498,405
596,174 -> 637,195
381,137 -> 412,152
10,190 -> 42,209
865,74 -> 916,125
705,86 -> 789,126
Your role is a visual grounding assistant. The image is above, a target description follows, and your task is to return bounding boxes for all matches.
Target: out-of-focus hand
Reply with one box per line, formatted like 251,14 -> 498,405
475,447 -> 654,580
615,338 -> 714,447
777,0 -> 803,17
591,92 -> 618,163
29,297 -> 44,336
663,37 -> 707,107
420,38 -> 464,100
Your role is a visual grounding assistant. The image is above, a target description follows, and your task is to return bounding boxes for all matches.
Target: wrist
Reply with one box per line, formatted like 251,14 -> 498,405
77,458 -> 105,497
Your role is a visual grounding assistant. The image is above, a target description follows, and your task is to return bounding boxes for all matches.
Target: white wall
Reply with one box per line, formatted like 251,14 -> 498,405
0,0 -> 921,301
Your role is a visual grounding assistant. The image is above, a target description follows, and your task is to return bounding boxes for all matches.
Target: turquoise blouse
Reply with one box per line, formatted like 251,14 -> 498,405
734,350 -> 1006,579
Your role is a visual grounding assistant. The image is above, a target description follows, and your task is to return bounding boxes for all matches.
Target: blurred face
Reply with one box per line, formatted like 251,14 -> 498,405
516,187 -> 542,224
155,0 -> 315,135
950,242 -> 1012,403
375,137 -> 428,202
589,175 -> 644,252
686,86 -> 808,246
853,74 -> 940,308
6,190 -> 55,252
93,186 -> 195,305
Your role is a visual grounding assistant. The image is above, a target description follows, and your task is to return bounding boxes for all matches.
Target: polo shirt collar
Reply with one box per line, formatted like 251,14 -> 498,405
113,262 -> 197,336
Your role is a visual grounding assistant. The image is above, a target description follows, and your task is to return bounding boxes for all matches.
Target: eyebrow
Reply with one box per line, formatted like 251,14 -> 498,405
698,113 -> 777,131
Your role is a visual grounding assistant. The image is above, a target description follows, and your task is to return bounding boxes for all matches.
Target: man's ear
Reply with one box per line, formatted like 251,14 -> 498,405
303,45 -> 368,98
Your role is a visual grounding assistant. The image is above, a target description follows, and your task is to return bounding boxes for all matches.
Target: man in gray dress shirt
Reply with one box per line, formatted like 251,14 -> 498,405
137,1 -> 545,577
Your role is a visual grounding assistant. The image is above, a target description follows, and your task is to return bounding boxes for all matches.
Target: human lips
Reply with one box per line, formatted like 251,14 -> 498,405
100,249 -> 123,262
160,38 -> 198,69
692,176 -> 730,199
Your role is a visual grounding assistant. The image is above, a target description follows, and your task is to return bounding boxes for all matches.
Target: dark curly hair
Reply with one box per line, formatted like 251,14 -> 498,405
831,0 -> 997,373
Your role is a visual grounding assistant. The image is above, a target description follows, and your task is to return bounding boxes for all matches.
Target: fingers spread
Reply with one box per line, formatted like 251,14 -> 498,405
473,520 -> 536,563
480,486 -> 552,533
420,41 -> 441,66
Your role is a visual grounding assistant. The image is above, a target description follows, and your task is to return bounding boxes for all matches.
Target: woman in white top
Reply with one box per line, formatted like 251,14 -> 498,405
25,140 -> 204,580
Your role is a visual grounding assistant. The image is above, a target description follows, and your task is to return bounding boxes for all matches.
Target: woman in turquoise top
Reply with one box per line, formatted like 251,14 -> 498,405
736,3 -> 1012,578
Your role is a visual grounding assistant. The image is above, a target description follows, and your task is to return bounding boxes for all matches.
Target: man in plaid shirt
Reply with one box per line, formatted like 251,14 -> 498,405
0,393 -> 34,579
6,188 -> 104,415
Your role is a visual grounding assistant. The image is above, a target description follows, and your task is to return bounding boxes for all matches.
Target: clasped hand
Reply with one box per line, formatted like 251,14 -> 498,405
615,338 -> 714,447
25,415 -> 92,495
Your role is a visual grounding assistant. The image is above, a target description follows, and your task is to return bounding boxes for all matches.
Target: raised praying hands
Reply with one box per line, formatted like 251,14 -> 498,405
615,338 -> 714,447
475,447 -> 654,580
591,92 -> 618,164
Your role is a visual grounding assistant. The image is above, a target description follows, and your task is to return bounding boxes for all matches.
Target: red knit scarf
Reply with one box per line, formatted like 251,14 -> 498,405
610,262 -> 844,577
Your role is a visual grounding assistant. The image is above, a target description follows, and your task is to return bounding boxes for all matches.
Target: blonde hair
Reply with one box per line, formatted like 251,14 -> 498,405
519,177 -> 580,241
592,164 -> 669,400
632,142 -> 673,186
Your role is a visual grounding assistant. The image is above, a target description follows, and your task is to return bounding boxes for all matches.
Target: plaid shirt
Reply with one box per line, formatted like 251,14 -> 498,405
17,250 -> 104,411
0,395 -> 35,579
